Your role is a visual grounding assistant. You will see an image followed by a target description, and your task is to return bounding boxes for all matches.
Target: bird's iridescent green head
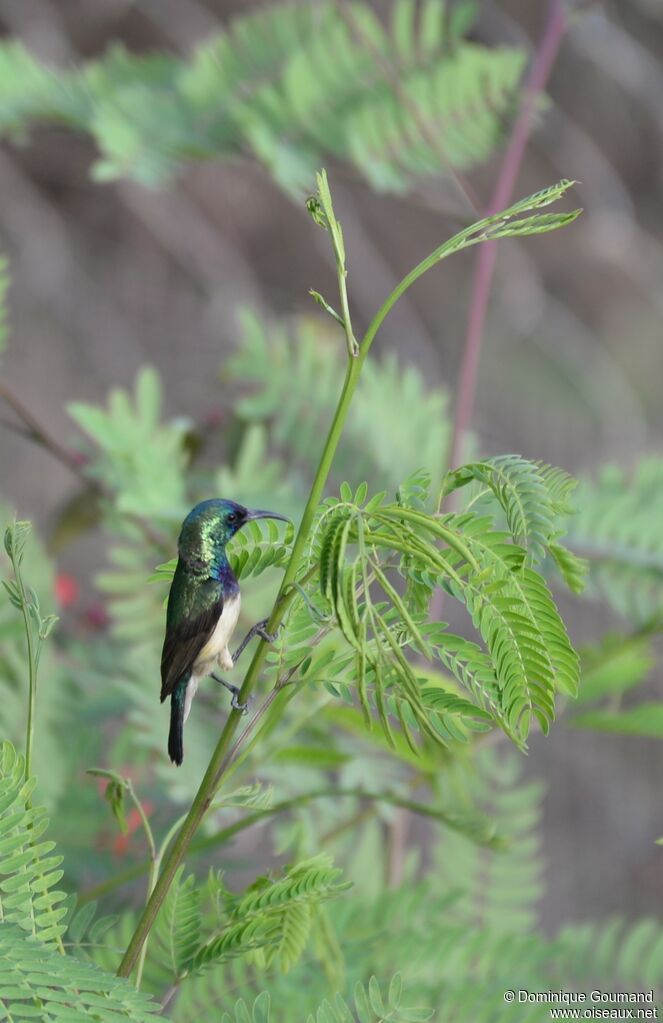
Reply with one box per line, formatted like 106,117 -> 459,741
178,498 -> 288,569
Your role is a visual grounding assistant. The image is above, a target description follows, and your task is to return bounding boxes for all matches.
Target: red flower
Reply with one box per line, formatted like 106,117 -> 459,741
55,572 -> 79,608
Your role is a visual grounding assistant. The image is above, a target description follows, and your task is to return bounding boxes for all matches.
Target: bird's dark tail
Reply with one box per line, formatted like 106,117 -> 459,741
168,680 -> 187,766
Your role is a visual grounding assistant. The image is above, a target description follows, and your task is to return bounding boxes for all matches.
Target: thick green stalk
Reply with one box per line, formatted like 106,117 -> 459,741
126,781 -> 157,990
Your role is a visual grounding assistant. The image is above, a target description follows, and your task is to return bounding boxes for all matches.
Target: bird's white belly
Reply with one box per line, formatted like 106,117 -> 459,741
184,593 -> 241,722
195,592 -> 242,672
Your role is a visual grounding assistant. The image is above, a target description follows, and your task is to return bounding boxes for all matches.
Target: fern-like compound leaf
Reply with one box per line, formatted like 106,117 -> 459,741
0,742 -> 68,946
0,920 -> 158,1020
558,916 -> 663,991
442,454 -> 576,565
154,865 -> 201,981
190,855 -> 350,978
68,366 -> 189,520
313,477 -> 579,750
568,458 -> 663,621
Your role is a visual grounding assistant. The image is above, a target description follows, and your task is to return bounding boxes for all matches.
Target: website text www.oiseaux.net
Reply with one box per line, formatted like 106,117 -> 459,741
503,990 -> 658,1019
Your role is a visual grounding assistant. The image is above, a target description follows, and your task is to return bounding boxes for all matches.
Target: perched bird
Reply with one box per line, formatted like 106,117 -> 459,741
160,498 -> 288,765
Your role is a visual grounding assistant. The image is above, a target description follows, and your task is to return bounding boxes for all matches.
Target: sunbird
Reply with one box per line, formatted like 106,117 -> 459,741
160,499 -> 288,765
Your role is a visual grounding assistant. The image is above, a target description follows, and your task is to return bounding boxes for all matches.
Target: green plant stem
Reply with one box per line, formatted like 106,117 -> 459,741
125,780 -> 157,991
21,621 -> 36,784
12,561 -> 37,783
336,259 -> 358,359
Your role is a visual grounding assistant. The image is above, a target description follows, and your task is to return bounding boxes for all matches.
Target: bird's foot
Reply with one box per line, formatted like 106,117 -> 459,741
232,618 -> 282,664
254,617 -> 281,644
212,673 -> 251,715
231,690 -> 250,714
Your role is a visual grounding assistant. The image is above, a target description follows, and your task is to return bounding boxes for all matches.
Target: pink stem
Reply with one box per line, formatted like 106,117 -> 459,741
446,0 -> 568,473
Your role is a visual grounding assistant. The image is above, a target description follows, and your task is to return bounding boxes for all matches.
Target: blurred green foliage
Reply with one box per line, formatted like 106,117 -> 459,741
0,1 -> 525,193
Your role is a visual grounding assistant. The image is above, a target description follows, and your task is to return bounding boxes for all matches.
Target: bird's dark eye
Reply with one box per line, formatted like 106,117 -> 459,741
228,512 -> 238,523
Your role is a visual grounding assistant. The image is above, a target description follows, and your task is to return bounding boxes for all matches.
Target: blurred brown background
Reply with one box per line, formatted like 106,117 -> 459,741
1,0 -> 662,931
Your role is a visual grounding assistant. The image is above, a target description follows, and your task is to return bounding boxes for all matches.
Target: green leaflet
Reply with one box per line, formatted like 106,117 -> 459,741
549,541 -> 588,594
220,992 -> 271,1023
233,854 -> 349,918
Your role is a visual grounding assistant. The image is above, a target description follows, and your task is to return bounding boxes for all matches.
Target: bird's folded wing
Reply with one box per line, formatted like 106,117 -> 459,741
160,596 -> 224,701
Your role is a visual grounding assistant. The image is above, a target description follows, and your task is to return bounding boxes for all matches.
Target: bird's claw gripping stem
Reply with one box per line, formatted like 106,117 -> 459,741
212,673 -> 251,714
255,622 -> 280,645
232,617 -> 282,664
231,691 -> 250,714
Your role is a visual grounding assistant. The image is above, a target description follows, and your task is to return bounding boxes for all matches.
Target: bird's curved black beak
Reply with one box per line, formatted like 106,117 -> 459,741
246,508 -> 291,524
